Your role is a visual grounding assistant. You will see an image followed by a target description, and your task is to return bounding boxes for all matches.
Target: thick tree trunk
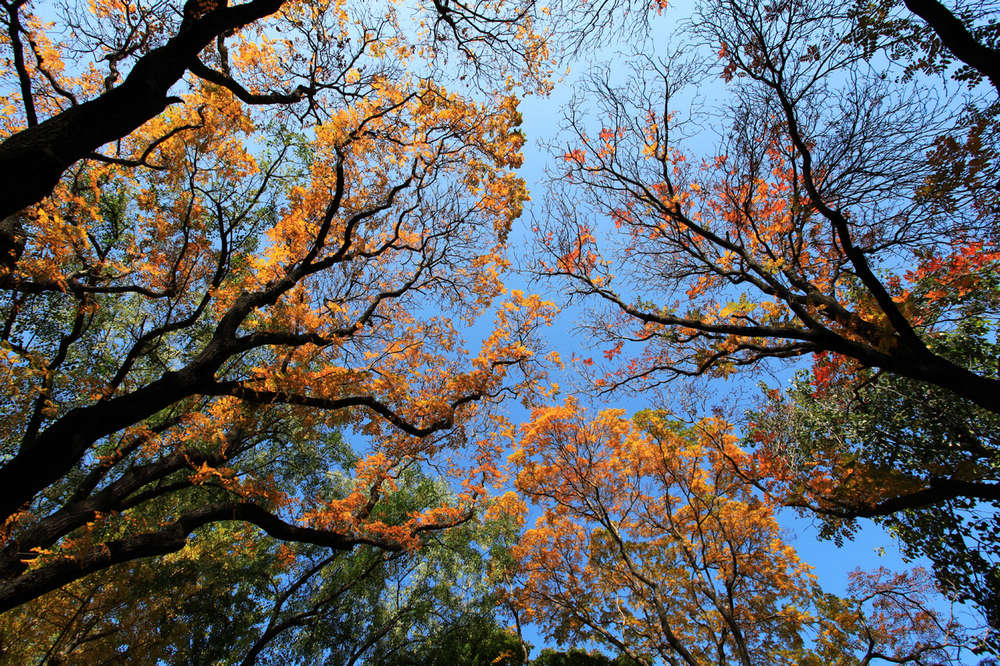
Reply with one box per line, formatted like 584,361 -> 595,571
0,0 -> 287,220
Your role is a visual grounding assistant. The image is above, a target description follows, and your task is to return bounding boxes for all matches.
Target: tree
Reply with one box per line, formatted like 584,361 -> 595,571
380,616 -> 526,666
0,0 -> 656,221
0,0 -> 564,614
846,0 -> 1000,93
740,319 -> 1000,646
0,0 -> 558,220
530,647 -> 643,665
510,400 -> 968,664
538,0 -> 1000,641
540,0 -> 999,409
235,470 -> 522,666
0,442 -> 524,665
0,522 -> 278,663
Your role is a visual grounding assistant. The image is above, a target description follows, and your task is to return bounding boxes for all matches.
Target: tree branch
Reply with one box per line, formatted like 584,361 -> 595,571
189,58 -> 307,105
0,501 -> 395,614
0,0 -> 290,219
903,0 -> 1000,93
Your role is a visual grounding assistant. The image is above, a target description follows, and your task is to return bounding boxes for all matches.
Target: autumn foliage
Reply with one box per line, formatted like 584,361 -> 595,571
1,0 -> 997,660
539,0 -> 1000,645
0,0 -> 562,617
509,401 -> 967,664
541,0 -> 1000,410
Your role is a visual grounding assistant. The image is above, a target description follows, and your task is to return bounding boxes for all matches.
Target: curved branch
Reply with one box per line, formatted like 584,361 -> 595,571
0,0 -> 290,219
791,477 -> 1000,520
0,501 -> 394,614
205,381 -> 482,437
189,58 -> 308,104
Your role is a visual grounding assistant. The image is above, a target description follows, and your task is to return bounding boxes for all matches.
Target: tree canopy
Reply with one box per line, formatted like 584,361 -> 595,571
0,0 -> 566,614
510,402 -> 968,664
1,0 -> 998,661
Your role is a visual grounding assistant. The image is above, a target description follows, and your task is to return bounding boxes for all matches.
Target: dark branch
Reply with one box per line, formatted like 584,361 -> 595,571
189,58 -> 308,104
903,0 -> 1000,93
0,0 -> 290,219
0,502 -> 391,614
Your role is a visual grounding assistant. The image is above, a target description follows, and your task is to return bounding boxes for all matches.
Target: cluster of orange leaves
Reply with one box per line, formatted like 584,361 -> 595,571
507,399 -> 823,659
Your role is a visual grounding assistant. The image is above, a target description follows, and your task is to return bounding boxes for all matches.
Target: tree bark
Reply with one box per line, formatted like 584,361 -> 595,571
0,502 -> 379,614
903,0 -> 1000,93
0,0 -> 289,220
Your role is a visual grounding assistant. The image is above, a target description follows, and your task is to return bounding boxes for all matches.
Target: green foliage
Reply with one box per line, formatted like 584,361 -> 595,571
0,442 -> 519,665
0,524 -> 277,664
381,615 -> 526,665
748,319 -> 1000,641
530,647 -> 642,665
